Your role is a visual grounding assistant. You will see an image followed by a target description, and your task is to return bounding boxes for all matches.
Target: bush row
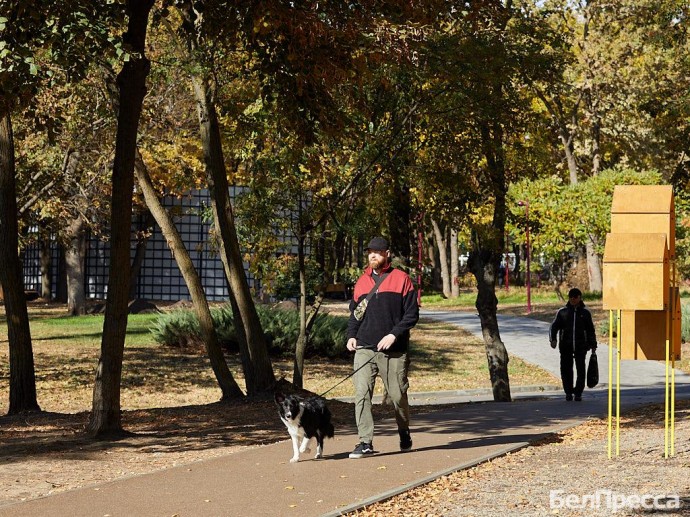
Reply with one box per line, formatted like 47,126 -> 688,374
151,304 -> 350,358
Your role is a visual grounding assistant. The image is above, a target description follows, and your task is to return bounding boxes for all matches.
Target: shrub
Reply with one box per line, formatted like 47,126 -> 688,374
149,306 -> 239,351
150,310 -> 205,349
151,304 -> 349,358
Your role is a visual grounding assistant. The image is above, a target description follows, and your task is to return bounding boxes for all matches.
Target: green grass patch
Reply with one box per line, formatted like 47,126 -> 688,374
27,313 -> 161,348
422,287 -> 602,309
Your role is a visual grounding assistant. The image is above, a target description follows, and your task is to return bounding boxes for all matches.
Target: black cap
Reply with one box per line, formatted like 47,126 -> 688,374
568,288 -> 582,298
366,237 -> 389,251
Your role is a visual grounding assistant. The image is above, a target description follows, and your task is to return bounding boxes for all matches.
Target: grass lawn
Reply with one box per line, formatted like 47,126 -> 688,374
0,300 -> 559,414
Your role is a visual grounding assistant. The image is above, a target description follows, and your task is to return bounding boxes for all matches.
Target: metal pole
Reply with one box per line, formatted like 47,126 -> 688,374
525,205 -> 531,313
417,212 -> 424,307
518,200 -> 532,314
616,309 -> 621,457
608,310 -> 613,459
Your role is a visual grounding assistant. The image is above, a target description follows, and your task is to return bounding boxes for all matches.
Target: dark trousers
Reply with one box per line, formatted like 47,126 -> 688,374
560,349 -> 587,396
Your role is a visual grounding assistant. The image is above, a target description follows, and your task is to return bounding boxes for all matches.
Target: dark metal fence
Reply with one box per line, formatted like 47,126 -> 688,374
22,188 -> 300,302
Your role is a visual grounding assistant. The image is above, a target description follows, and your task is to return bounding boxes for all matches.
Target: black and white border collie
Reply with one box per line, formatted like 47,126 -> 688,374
275,392 -> 335,463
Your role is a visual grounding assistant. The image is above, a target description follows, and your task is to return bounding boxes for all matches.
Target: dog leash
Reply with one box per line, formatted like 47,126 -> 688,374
317,350 -> 379,398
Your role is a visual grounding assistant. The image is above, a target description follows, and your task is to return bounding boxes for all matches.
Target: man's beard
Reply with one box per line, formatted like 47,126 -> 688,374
369,258 -> 386,270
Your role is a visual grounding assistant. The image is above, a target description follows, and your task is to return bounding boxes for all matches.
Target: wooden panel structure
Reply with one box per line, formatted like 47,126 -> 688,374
602,233 -> 669,311
610,185 -> 675,259
620,288 -> 681,360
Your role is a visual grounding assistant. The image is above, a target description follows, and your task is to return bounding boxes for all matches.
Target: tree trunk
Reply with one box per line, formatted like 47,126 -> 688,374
87,0 -> 154,437
586,102 -> 603,291
134,155 -> 243,399
559,128 -> 579,185
389,183 -> 411,261
293,231 -> 308,389
470,119 -> 512,403
450,228 -> 459,297
0,107 -> 40,415
55,245 -> 67,303
585,239 -> 602,292
39,230 -> 51,299
431,218 -> 451,298
566,123 -> 603,292
65,218 -> 87,316
427,230 -> 442,292
228,292 -> 254,394
471,249 -> 511,401
191,76 -> 275,394
129,209 -> 155,299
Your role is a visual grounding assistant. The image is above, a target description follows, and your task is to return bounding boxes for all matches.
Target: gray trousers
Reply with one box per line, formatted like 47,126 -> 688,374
352,348 -> 410,444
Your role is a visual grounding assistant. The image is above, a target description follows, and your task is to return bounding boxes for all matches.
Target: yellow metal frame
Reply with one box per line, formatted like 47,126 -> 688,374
608,310 -> 614,458
608,310 -> 622,458
663,259 -> 677,458
608,303 -> 677,458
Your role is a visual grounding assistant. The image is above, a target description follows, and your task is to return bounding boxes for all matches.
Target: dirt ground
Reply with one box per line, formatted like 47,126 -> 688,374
355,401 -> 690,517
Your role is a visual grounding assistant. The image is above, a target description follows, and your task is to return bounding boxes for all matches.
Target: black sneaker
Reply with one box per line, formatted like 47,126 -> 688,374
574,395 -> 582,401
399,429 -> 413,451
349,442 -> 373,459
565,394 -> 573,401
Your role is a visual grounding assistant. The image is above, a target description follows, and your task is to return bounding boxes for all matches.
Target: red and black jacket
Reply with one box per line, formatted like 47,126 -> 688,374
347,264 -> 419,352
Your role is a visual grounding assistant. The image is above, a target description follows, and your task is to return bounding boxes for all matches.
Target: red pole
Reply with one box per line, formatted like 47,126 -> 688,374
518,200 -> 531,314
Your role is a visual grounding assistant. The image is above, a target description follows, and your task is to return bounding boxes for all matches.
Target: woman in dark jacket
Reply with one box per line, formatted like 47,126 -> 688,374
549,288 -> 597,401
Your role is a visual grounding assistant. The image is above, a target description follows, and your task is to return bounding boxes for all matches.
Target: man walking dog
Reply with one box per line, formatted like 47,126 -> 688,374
346,237 -> 419,458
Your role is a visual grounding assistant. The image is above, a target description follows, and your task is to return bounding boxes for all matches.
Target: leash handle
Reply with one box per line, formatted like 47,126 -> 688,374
318,350 -> 377,398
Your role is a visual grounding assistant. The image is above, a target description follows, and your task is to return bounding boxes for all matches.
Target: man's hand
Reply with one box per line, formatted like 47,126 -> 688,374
377,334 -> 396,351
550,340 -> 557,349
346,338 -> 358,352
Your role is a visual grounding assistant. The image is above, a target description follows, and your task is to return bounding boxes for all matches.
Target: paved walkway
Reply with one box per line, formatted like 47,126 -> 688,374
2,309 -> 689,517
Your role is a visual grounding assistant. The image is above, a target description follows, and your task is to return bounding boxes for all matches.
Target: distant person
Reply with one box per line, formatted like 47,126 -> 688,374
549,288 -> 597,401
346,237 -> 419,458
498,263 -> 506,286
